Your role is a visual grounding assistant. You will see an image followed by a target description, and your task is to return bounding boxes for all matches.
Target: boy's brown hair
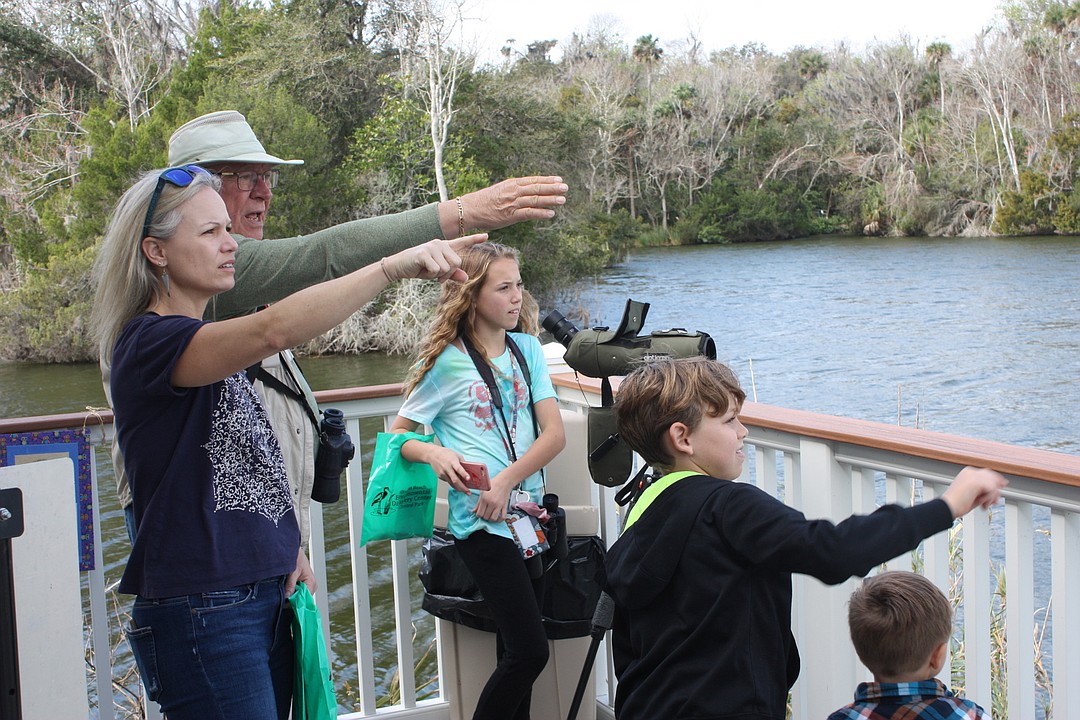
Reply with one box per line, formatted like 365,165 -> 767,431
847,571 -> 953,678
615,357 -> 745,470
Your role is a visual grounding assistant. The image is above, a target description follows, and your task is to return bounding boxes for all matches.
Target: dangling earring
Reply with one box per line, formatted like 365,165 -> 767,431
159,262 -> 170,297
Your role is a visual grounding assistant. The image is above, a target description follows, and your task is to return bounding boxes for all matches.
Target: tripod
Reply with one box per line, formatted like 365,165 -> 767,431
566,591 -> 615,720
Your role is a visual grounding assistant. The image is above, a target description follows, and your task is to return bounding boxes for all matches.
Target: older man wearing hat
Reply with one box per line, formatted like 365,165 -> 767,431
168,110 -> 306,240
110,109 -> 568,550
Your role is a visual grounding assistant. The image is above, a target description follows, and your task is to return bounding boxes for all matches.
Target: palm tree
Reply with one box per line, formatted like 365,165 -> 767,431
798,51 -> 828,81
925,41 -> 952,115
632,34 -> 663,65
633,34 -> 663,104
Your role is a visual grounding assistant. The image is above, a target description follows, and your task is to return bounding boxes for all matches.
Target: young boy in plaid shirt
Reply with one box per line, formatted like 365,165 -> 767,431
828,571 -> 990,720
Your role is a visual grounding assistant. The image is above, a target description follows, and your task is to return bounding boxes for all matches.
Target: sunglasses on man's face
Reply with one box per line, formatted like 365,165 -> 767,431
141,165 -> 212,240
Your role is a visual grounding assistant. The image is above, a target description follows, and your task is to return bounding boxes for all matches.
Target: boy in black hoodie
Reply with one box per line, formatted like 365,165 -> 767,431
603,357 -> 1007,720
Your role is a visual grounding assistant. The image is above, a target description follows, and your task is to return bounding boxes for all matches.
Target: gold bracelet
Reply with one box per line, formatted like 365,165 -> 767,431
456,197 -> 465,238
379,257 -> 394,282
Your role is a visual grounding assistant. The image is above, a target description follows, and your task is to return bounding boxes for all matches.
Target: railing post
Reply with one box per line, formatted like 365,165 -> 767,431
1004,501 -> 1034,719
88,446 -> 116,720
791,437 -> 858,717
307,499 -> 333,669
920,482 -> 953,683
1051,510 -> 1080,719
961,508 -> 992,711
344,418 -> 378,716
390,538 -> 418,707
882,474 -> 911,574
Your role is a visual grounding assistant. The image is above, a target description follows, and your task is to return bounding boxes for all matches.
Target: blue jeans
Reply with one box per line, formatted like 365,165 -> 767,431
125,576 -> 294,720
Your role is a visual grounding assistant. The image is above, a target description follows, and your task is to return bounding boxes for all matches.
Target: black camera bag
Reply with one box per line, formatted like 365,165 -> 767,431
419,529 -> 606,639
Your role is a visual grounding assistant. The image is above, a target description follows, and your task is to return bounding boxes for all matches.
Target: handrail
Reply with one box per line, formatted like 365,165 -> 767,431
548,371 -> 1080,487
0,385 -> 405,433
0,410 -> 115,432
9,373 -> 1076,489
741,402 -> 1080,487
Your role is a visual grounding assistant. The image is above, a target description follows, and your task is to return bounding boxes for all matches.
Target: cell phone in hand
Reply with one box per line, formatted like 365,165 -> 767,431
460,461 -> 491,491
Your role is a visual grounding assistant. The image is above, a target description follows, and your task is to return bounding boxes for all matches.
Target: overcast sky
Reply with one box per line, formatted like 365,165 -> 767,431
458,0 -> 1005,64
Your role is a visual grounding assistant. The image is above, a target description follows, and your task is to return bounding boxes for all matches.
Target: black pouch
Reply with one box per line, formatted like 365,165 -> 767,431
419,529 -> 496,633
588,405 -> 633,488
541,535 -> 607,639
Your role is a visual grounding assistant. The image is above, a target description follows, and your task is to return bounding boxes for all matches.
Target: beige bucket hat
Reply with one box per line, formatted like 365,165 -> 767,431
168,110 -> 304,167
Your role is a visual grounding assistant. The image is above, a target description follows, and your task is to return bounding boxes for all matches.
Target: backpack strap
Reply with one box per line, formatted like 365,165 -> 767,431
460,336 -> 535,407
461,338 -> 503,409
460,334 -> 541,460
245,354 -> 321,430
243,305 -> 322,431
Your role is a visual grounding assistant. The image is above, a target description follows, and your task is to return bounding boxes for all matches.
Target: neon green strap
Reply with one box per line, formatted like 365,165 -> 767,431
624,470 -> 700,530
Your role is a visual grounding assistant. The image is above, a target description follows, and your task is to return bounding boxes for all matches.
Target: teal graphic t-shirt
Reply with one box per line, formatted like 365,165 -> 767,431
398,333 -> 556,539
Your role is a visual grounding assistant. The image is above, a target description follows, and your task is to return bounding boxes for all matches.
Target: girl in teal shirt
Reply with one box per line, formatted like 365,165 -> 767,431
391,242 -> 565,720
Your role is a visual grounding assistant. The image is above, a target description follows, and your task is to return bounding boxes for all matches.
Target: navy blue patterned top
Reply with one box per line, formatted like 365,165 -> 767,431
113,313 -> 299,598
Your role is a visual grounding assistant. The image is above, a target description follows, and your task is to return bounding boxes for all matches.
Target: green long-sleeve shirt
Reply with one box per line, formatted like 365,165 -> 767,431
205,203 -> 444,321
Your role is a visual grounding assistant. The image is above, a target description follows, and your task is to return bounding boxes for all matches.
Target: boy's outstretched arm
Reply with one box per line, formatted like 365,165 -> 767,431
941,466 -> 1008,518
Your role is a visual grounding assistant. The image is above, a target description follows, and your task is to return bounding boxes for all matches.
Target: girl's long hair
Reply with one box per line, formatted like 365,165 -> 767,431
403,242 -> 538,396
90,168 -> 221,364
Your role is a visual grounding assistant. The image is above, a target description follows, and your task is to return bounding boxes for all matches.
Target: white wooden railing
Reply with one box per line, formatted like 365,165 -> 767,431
2,370 -> 1078,720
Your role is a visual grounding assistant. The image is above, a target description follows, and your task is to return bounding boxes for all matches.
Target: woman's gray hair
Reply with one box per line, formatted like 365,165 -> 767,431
90,168 -> 221,363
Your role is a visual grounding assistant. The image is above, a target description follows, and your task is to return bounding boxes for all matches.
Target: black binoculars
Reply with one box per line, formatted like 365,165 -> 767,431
523,493 -> 569,580
543,493 -> 569,562
311,408 -> 355,504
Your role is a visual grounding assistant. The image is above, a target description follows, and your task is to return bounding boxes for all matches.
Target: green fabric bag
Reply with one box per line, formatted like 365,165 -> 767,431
359,431 -> 439,546
289,583 -> 336,720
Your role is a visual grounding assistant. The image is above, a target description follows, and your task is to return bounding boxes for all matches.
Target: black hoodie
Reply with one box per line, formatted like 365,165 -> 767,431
603,473 -> 953,720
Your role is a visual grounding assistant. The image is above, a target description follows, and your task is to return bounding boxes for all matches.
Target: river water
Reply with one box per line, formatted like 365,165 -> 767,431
3,235 -> 1077,447
1,234 -> 1077,712
564,235 -> 1080,455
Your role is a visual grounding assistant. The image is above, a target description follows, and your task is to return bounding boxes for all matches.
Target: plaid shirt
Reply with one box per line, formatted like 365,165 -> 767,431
828,678 -> 991,720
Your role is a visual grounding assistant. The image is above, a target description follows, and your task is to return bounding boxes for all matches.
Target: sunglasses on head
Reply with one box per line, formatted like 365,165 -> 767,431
141,165 -> 212,240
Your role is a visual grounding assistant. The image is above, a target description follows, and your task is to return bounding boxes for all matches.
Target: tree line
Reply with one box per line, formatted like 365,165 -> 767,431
2,0 -> 1079,363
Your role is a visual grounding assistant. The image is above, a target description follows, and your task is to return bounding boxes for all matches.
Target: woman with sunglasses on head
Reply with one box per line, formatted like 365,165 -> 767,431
90,166 -> 485,720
